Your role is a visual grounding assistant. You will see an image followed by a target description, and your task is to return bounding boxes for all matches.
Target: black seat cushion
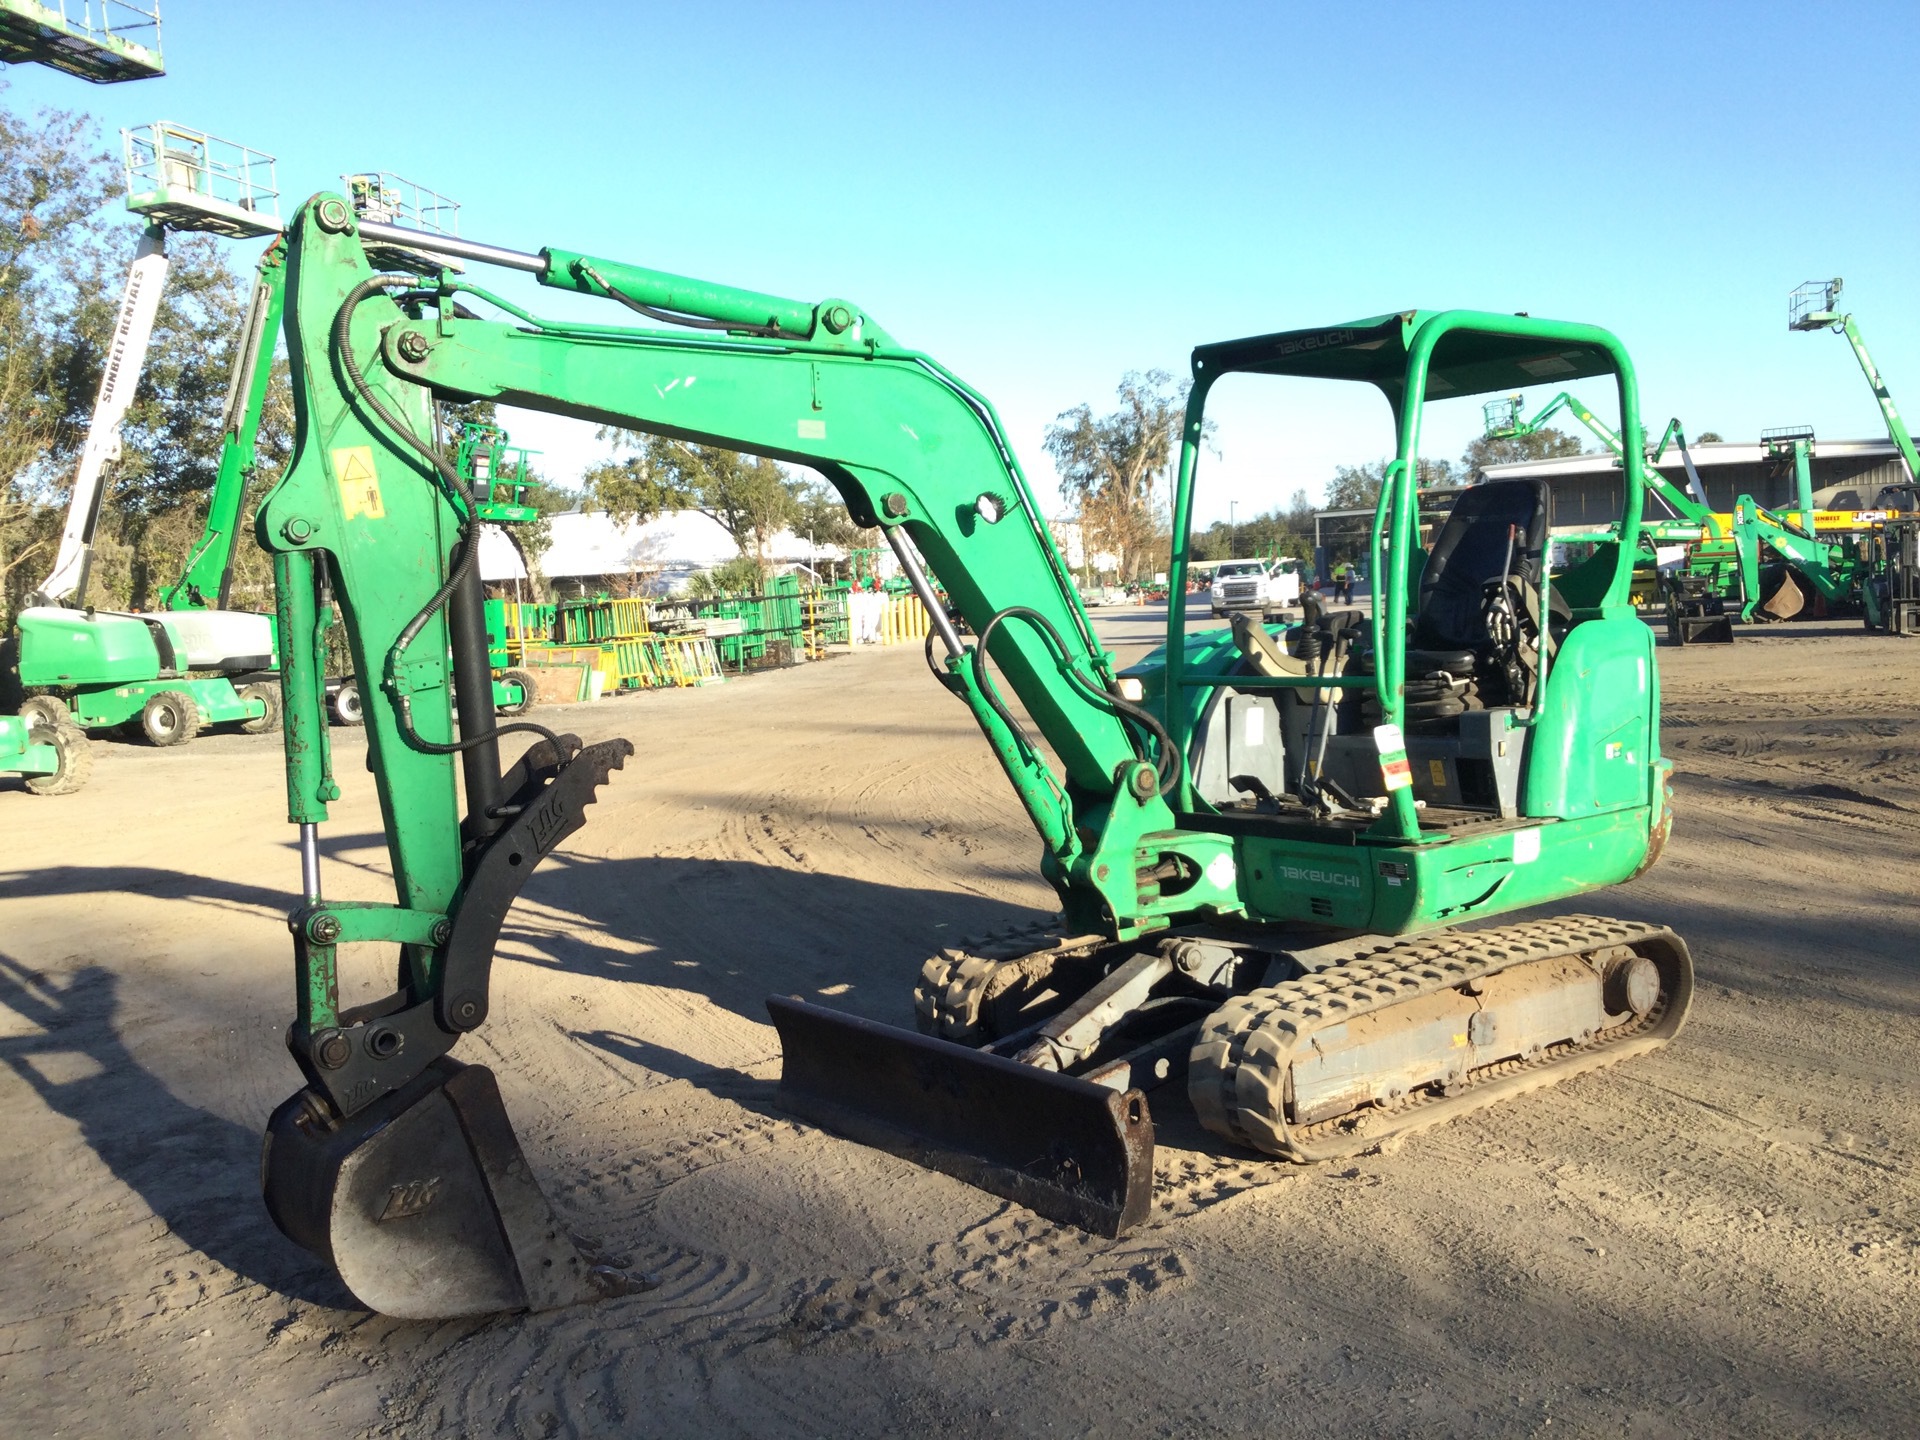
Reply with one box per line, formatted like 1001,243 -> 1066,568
1406,646 -> 1476,676
1414,480 -> 1552,652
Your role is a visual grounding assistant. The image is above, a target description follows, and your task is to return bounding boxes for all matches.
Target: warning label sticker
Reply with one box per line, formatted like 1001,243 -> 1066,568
331,446 -> 385,520
1374,722 -> 1413,793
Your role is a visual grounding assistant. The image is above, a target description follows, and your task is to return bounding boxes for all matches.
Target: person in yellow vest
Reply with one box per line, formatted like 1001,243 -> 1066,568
1332,559 -> 1354,604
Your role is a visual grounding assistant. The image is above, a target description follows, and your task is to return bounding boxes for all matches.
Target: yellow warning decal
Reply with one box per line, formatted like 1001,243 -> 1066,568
332,446 -> 385,520
1428,758 -> 1448,787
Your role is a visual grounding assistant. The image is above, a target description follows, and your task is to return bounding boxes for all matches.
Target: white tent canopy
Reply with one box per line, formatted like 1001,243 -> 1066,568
479,509 -> 850,584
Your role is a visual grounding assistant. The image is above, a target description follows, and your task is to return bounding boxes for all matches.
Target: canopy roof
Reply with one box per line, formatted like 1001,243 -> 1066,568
1191,310 -> 1620,403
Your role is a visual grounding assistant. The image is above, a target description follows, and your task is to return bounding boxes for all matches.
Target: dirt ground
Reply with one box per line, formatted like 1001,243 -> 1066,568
2,612 -> 1916,1439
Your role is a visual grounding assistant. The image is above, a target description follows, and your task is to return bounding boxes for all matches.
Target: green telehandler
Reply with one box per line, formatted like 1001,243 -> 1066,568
254,193 -> 1692,1318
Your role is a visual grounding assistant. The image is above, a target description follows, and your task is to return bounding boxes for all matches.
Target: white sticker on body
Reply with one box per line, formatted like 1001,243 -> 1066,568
1512,828 -> 1541,864
1205,853 -> 1237,892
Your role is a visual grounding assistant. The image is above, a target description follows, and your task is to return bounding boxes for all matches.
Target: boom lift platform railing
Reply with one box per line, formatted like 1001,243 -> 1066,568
0,0 -> 161,82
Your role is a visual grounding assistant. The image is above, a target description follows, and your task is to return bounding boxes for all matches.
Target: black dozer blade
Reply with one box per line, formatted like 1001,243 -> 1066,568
768,995 -> 1153,1237
263,1057 -> 602,1318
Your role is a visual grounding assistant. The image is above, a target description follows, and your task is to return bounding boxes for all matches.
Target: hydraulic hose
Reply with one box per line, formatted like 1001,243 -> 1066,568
330,275 -> 559,756
969,605 -> 1180,798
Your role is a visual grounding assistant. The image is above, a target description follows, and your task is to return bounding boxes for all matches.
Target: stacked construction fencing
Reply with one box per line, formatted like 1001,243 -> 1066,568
485,575 -> 927,699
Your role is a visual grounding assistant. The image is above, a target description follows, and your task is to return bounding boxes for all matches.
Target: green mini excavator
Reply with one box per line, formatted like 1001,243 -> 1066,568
255,193 -> 1692,1317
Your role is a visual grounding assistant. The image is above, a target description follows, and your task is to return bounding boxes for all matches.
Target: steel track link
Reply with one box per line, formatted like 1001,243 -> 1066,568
1188,913 -> 1694,1162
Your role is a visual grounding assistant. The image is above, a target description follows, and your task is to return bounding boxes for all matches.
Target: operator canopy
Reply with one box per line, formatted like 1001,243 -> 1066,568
1192,311 -> 1616,404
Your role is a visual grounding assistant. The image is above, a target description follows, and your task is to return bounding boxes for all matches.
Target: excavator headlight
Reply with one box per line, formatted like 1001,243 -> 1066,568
1116,677 -> 1144,702
975,492 -> 1007,524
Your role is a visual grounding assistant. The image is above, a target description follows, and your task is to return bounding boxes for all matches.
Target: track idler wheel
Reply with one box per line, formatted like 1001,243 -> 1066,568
263,1058 -> 611,1318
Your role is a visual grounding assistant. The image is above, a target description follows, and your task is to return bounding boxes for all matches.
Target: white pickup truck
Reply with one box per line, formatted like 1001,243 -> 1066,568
1208,559 -> 1302,618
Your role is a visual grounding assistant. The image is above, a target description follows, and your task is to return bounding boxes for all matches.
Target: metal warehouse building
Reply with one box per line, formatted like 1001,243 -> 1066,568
1479,437 -> 1910,531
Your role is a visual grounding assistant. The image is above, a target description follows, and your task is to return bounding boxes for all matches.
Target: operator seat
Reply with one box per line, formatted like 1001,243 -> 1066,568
1414,479 -> 1554,652
1400,478 -> 1567,717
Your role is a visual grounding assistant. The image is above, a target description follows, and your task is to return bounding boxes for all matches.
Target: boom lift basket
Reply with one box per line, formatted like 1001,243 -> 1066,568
1482,393 -> 1525,438
1788,279 -> 1842,331
123,122 -> 281,238
0,0 -> 163,82
343,172 -> 460,235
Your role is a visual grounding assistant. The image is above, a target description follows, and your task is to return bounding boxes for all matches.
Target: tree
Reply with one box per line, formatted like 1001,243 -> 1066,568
580,448 -> 688,527
1694,431 -> 1723,444
1045,370 -> 1199,582
685,555 -> 764,598
794,477 -> 873,551
1325,462 -> 1386,511
0,89 -> 119,619
1461,423 -> 1583,476
0,90 -> 276,620
1189,487 -> 1318,563
790,477 -> 877,580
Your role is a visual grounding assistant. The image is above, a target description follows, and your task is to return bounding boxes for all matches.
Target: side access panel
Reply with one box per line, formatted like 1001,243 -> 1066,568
16,608 -> 162,686
1524,617 -> 1657,818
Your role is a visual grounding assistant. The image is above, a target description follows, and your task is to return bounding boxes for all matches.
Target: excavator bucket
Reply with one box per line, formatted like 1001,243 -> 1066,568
263,1058 -> 604,1318
1761,567 -> 1808,620
768,996 -> 1154,1236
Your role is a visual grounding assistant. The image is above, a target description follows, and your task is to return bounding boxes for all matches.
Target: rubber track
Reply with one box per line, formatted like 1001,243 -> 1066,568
1188,913 -> 1693,1162
913,918 -> 1106,1044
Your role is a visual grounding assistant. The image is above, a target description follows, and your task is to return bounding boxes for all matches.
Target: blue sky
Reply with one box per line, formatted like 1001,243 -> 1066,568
9,0 -> 1917,524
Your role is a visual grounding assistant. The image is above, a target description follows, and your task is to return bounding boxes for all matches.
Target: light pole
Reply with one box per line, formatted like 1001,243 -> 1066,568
1228,501 -> 1237,558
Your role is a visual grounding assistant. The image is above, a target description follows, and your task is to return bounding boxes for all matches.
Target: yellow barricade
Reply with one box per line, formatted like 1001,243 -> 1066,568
879,594 -> 931,645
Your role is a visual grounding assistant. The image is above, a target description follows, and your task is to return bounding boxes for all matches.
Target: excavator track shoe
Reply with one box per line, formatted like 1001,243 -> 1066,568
262,1057 -> 601,1318
770,994 -> 1153,1236
1189,914 -> 1692,1163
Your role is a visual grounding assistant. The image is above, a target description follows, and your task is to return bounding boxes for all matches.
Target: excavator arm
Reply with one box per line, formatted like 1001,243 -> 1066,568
1490,390 -> 1724,538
